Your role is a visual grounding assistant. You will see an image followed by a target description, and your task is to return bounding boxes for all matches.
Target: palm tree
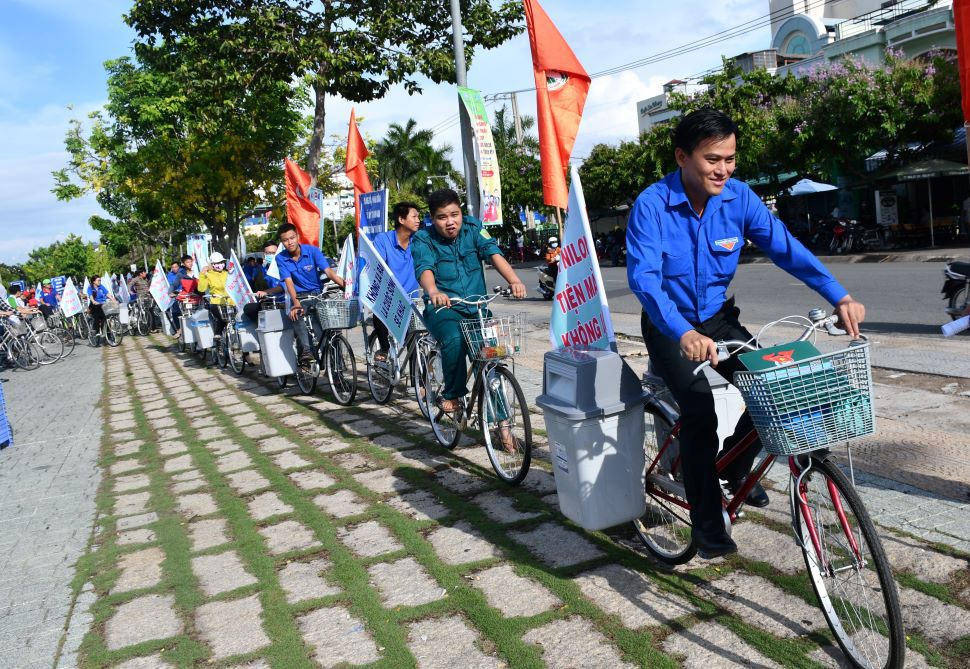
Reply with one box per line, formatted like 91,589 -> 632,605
374,119 -> 437,191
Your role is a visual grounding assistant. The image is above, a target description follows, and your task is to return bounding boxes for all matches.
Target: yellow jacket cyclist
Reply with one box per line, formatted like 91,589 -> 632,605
410,188 -> 526,412
197,251 -> 235,337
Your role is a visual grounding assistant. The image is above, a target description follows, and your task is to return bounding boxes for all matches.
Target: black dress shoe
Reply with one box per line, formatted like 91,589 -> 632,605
692,528 -> 738,559
727,480 -> 770,508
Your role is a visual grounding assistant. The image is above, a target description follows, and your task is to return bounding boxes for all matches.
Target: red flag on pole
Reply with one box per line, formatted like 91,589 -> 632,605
523,0 -> 590,210
284,158 -> 320,246
345,109 -> 373,230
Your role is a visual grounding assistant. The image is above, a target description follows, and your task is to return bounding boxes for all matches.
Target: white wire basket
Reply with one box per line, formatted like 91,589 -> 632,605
733,343 -> 875,456
102,301 -> 121,316
5,316 -> 28,337
318,299 -> 360,330
459,314 -> 524,361
29,315 -> 48,332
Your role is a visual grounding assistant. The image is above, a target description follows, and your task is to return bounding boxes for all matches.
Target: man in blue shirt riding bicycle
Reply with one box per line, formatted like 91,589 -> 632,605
411,189 -> 527,414
627,108 -> 866,559
371,201 -> 422,358
277,222 -> 345,365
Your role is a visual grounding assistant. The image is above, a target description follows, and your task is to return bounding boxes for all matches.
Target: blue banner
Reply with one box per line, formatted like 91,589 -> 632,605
359,189 -> 388,240
52,275 -> 66,296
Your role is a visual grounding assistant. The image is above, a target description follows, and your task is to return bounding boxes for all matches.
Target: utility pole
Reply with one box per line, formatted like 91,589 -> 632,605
509,92 -> 536,233
449,0 -> 480,218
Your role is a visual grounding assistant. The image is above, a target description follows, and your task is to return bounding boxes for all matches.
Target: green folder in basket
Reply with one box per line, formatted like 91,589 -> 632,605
737,341 -> 821,371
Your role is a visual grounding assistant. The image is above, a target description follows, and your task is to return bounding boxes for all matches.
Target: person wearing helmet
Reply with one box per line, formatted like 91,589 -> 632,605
198,251 -> 234,338
543,236 -> 561,282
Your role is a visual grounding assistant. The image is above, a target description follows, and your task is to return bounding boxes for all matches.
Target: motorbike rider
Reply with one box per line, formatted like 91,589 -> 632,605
543,236 -> 561,282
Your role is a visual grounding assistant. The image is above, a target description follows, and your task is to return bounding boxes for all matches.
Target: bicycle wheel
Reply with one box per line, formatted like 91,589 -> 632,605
296,356 -> 318,395
87,318 -> 99,347
632,407 -> 697,565
135,308 -> 150,336
366,331 -> 395,404
277,375 -> 288,389
53,327 -> 75,357
105,316 -> 124,347
8,338 -> 39,371
421,348 -> 461,449
73,315 -> 89,341
215,336 -> 229,368
792,456 -> 905,669
410,343 -> 431,420
477,365 -> 532,485
34,331 -> 64,364
325,332 -> 357,405
227,329 -> 246,375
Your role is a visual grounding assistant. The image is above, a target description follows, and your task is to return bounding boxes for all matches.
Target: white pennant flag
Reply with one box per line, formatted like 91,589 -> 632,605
118,276 -> 131,303
225,250 -> 255,307
357,233 -> 414,344
81,277 -> 91,302
59,278 -> 83,318
149,260 -> 174,311
336,234 -> 357,300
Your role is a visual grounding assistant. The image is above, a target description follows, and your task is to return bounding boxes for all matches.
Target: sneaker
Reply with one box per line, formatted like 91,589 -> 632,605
299,352 -> 314,366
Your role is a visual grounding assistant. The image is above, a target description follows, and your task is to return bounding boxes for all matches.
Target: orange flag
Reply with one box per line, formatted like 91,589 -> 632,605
524,0 -> 590,210
345,108 -> 373,230
284,158 -> 320,246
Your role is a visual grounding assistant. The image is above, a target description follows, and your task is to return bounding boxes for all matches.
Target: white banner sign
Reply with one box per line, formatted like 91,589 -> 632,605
358,234 -> 413,344
336,234 -> 357,300
59,278 -> 83,318
149,260 -> 174,311
550,166 -> 615,350
225,251 -> 255,307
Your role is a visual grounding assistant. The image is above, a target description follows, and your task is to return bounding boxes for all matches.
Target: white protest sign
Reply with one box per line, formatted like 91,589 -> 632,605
549,165 -> 615,350
59,278 -> 84,318
225,251 -> 255,307
358,233 -> 413,344
149,260 -> 174,311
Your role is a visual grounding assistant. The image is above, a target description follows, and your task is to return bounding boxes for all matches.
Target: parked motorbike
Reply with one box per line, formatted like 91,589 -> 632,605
942,261 -> 970,319
536,261 -> 558,300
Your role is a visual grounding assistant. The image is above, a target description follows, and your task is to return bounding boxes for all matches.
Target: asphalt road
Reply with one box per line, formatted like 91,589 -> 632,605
494,260 -> 954,338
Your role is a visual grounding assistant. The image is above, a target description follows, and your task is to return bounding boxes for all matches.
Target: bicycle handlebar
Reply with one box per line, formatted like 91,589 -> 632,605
433,288 -> 513,313
691,311 -> 867,375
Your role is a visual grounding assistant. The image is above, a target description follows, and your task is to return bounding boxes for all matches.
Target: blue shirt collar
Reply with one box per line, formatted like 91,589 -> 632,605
666,169 -> 738,216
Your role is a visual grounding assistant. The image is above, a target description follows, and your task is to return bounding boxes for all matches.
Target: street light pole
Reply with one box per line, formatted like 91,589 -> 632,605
449,0 -> 480,218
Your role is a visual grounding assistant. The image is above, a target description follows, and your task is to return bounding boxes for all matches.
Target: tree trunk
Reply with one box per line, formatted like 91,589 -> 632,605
306,73 -> 327,184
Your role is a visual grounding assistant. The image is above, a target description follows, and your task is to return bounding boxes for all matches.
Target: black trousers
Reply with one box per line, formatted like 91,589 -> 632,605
208,305 -> 227,337
642,298 -> 761,533
373,316 -> 390,352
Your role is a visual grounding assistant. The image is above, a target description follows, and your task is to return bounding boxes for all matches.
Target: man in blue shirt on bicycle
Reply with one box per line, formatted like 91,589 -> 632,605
627,108 -> 866,559
370,201 -> 422,357
277,223 -> 345,365
411,189 -> 526,413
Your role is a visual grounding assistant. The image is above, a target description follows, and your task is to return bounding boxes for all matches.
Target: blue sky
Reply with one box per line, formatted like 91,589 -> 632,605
0,0 -> 771,264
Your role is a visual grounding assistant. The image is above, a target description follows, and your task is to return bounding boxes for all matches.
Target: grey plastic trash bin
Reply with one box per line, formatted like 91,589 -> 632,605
536,349 -> 648,530
257,309 -> 297,377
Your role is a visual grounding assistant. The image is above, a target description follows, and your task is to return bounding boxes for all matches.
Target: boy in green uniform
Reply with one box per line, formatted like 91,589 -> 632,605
411,189 -> 527,413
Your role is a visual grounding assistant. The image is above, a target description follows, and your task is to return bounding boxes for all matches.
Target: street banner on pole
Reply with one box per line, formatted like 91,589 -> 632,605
457,87 -> 503,226
359,190 -> 388,240
357,233 -> 413,344
225,251 -> 255,307
149,260 -> 174,311
523,0 -> 591,210
336,234 -> 357,300
60,278 -> 83,318
187,235 -> 209,275
550,166 -> 615,350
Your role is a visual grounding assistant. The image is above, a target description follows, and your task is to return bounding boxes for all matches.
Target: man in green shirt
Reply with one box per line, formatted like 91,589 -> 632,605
411,189 -> 527,412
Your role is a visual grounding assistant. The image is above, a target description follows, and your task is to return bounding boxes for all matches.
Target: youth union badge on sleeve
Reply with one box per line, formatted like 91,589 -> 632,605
714,237 -> 739,251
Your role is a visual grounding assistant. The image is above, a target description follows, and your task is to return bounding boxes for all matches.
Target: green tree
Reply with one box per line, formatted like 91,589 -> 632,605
126,0 -> 524,180
373,119 -> 461,195
21,235 -> 97,284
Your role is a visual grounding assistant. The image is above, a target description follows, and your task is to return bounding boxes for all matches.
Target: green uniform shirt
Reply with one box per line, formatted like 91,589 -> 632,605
411,216 -> 502,314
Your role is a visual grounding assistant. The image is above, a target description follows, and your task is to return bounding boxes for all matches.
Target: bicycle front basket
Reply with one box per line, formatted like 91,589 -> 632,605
459,314 -> 524,360
319,299 -> 360,329
5,316 -> 28,337
733,343 -> 875,456
29,315 -> 48,332
102,301 -> 121,316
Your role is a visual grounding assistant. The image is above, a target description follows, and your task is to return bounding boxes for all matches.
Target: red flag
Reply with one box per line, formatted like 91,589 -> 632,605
524,0 -> 590,210
284,158 -> 320,246
955,0 -> 970,124
345,109 -> 373,230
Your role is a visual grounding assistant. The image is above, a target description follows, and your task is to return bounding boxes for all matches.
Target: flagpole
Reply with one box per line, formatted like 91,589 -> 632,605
449,0 -> 480,218
555,208 -> 564,243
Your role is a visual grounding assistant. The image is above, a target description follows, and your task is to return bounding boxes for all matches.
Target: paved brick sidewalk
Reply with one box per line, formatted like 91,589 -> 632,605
53,335 -> 969,668
0,345 -> 105,669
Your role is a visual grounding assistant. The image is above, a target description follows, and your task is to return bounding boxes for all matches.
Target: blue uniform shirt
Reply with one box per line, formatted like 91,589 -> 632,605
41,289 -> 58,308
88,285 -> 109,305
372,229 -> 420,296
627,170 -> 848,341
277,244 -> 330,293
